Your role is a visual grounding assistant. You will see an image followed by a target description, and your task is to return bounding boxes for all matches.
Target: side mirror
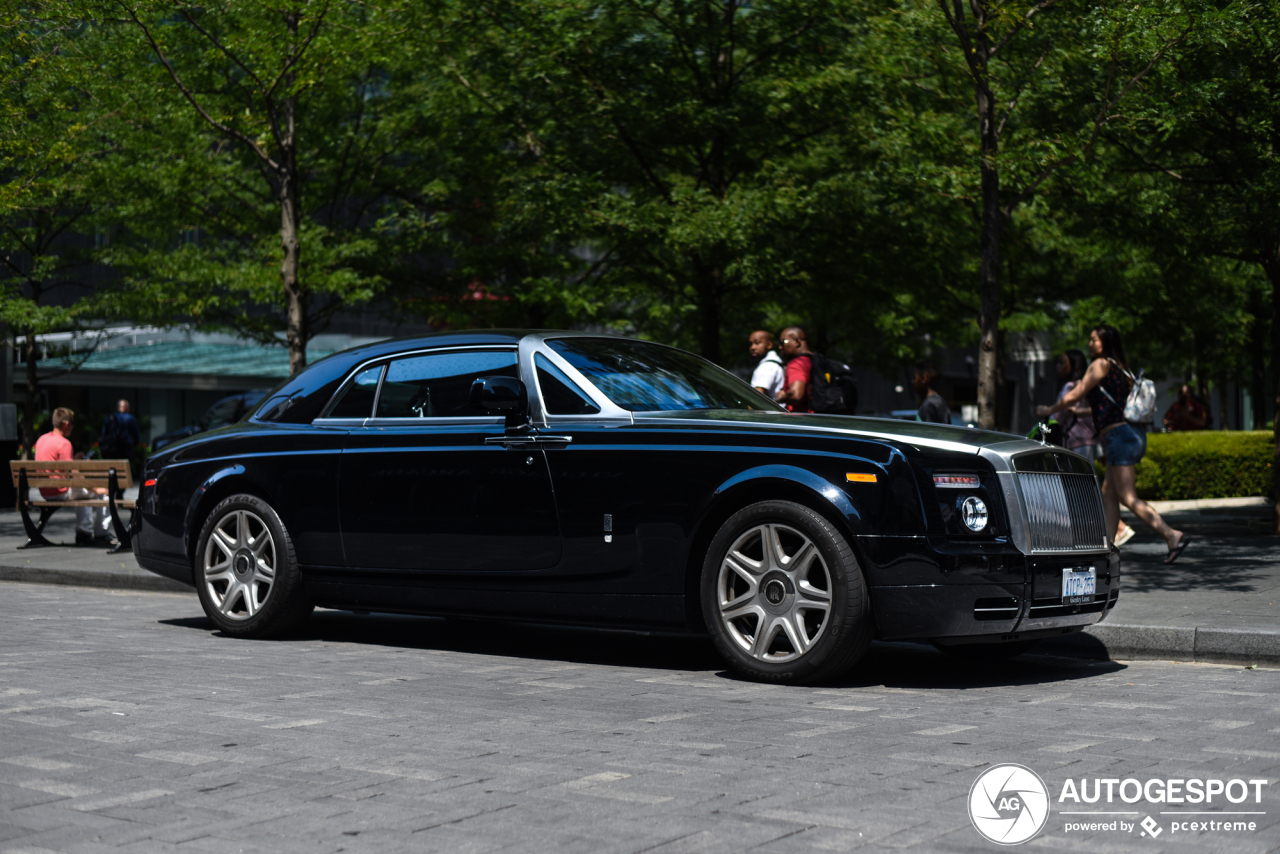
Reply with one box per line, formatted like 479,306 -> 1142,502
469,376 -> 525,412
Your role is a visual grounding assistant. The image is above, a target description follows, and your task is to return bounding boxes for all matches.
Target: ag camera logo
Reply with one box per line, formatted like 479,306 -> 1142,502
969,764 -> 1050,845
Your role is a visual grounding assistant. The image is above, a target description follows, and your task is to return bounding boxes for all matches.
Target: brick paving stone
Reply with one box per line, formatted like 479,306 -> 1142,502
0,583 -> 1278,853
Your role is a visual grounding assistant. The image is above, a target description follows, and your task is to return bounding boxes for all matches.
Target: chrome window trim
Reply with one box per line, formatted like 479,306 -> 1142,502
365,416 -> 506,428
311,417 -> 370,429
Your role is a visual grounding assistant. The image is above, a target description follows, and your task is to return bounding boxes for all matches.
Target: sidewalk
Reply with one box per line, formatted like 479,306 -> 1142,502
1042,496 -> 1279,665
0,504 -> 188,593
0,499 -> 1276,666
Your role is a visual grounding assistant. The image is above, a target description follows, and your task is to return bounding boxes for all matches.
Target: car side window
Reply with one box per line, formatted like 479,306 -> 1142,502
377,351 -> 518,418
327,365 -> 384,419
535,354 -> 599,415
204,400 -> 240,430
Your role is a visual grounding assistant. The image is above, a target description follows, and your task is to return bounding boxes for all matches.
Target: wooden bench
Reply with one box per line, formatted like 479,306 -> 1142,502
10,459 -> 136,553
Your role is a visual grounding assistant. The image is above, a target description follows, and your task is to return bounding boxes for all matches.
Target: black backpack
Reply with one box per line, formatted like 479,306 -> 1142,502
808,352 -> 858,415
99,414 -> 126,458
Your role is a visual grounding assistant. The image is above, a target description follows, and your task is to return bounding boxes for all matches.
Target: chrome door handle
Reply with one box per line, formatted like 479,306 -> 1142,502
484,435 -> 573,447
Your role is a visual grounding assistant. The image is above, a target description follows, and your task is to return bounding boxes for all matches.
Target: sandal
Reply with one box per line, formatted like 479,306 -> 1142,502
1114,526 -> 1136,547
1163,534 -> 1192,565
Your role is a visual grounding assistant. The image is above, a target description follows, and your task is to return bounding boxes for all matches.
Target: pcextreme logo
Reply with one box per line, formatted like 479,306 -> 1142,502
968,764 -> 1270,845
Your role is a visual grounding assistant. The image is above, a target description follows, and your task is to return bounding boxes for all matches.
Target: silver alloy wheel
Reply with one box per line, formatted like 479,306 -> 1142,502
202,509 -> 277,621
716,522 -> 832,662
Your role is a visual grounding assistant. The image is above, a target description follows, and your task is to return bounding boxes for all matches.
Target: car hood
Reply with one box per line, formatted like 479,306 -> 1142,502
635,410 -> 1033,455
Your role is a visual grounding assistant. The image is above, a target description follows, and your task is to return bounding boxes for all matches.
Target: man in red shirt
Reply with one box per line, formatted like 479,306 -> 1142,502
1163,384 -> 1208,431
775,326 -> 814,413
34,407 -> 110,546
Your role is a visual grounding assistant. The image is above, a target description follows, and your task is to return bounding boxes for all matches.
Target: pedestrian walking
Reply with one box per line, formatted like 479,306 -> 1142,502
34,407 -> 112,546
774,326 -> 814,413
1057,350 -> 1098,459
1038,325 -> 1189,562
748,330 -> 785,400
1056,349 -> 1134,544
913,360 -> 951,424
99,399 -> 141,460
1162,384 -> 1208,431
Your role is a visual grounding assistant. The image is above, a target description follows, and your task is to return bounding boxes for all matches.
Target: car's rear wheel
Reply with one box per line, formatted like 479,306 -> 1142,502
195,494 -> 312,638
701,500 -> 873,684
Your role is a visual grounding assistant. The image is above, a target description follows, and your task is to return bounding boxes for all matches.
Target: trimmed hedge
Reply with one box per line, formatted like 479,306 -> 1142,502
1127,430 -> 1275,501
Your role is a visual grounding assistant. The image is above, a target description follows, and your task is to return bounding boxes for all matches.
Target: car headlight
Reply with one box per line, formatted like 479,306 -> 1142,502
960,496 -> 988,532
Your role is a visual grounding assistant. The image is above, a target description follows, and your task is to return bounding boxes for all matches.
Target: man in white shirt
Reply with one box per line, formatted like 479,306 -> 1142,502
748,330 -> 785,400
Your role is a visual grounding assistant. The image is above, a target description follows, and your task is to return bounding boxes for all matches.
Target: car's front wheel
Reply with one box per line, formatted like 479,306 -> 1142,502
701,500 -> 873,684
195,494 -> 312,638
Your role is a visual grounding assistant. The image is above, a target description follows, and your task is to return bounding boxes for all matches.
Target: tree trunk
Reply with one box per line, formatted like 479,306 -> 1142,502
994,328 -> 1010,432
1216,374 -> 1229,430
281,12 -> 308,376
1192,330 -> 1211,420
972,14 -> 1001,431
975,175 -> 1003,429
281,158 -> 307,375
1250,286 -> 1267,430
22,328 -> 38,458
696,265 -> 723,364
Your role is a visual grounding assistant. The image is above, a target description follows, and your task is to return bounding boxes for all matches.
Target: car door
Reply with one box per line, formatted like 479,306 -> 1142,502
337,347 -> 562,572
525,347 -> 684,595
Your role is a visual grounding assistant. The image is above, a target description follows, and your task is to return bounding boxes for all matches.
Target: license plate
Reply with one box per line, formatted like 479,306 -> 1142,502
1062,568 -> 1096,604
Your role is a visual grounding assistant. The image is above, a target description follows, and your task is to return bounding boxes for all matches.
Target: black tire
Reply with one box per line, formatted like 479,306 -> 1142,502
935,640 -> 1040,661
194,493 -> 312,638
701,500 -> 873,684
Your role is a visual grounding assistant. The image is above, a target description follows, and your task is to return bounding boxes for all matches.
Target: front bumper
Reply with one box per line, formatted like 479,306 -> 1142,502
859,536 -> 1119,642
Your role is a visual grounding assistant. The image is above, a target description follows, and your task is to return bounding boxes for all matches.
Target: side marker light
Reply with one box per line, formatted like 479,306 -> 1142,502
846,473 -> 877,483
934,474 -> 980,488
144,479 -> 157,487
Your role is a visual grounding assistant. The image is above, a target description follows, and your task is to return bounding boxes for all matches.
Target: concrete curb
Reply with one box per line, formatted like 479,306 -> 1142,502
0,565 -> 190,594
1040,622 -> 1280,667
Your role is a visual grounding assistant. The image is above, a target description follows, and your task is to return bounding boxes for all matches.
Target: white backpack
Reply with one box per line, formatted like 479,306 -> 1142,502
1100,359 -> 1156,425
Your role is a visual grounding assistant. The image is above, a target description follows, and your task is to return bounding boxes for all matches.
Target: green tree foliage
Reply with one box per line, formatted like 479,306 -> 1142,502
888,0 -> 1193,427
419,0 -> 892,364
0,9 -> 121,447
90,0 -> 398,372
0,0 -> 1272,466
1093,0 -> 1279,524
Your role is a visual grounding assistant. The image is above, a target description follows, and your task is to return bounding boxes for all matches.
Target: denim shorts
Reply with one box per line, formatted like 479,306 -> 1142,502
1102,423 -> 1146,467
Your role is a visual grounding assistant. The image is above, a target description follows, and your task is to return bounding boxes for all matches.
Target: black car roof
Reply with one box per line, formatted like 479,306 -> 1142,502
309,329 -> 685,369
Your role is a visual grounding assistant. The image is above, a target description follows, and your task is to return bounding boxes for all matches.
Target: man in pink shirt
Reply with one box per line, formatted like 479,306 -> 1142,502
774,326 -> 814,413
34,407 -> 110,546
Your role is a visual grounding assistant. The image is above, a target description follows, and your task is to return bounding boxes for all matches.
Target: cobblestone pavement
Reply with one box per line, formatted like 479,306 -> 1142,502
0,584 -> 1277,854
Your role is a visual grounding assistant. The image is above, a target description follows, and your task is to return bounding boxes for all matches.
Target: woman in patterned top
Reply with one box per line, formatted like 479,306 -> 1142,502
1039,325 -> 1190,564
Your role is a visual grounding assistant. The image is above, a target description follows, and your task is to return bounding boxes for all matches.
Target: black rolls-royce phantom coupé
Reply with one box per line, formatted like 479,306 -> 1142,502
133,331 -> 1118,683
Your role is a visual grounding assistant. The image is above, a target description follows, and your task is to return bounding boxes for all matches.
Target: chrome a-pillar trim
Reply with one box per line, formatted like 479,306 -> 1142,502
518,334 -> 633,428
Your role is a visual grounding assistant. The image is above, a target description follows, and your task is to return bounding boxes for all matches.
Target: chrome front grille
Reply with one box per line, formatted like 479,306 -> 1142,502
1019,472 -> 1107,552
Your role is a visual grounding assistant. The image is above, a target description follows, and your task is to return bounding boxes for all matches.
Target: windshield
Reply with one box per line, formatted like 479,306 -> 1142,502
546,337 -> 782,412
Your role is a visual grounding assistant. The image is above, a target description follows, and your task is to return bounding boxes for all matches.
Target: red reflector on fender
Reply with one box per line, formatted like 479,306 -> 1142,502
144,479 -> 157,487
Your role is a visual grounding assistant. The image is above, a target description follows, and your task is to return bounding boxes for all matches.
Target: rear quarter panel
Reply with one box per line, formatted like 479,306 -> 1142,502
138,423 -> 346,572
